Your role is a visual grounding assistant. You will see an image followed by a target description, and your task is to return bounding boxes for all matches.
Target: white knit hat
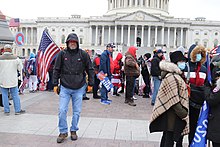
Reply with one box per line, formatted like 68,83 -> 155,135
96,49 -> 102,55
4,44 -> 12,50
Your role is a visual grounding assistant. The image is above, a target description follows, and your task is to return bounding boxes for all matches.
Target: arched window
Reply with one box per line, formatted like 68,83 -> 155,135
148,0 -> 151,6
28,49 -> 31,56
133,0 -> 135,5
128,0 -> 130,6
61,35 -> 65,44
22,48 -> 25,56
33,49 -> 36,54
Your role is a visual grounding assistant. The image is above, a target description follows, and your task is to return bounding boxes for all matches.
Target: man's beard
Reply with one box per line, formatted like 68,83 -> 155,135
69,46 -> 77,50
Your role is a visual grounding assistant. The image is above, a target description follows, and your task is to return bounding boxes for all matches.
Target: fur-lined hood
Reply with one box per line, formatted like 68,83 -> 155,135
159,61 -> 182,78
190,45 -> 206,64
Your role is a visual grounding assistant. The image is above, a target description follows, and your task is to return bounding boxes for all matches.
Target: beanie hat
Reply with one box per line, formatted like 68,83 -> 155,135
95,49 -> 102,55
4,44 -> 12,50
170,51 -> 186,64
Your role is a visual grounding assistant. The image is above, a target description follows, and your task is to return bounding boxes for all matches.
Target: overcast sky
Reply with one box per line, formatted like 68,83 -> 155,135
1,0 -> 220,21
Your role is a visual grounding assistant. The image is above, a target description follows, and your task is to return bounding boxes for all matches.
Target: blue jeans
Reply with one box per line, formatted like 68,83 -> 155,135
101,77 -> 111,101
0,86 -> 21,113
58,84 -> 86,133
152,76 -> 161,104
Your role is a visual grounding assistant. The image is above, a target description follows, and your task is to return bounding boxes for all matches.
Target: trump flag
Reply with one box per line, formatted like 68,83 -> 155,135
190,101 -> 209,147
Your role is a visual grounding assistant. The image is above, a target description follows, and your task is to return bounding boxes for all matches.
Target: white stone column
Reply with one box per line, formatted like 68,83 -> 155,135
128,25 -> 131,46
157,0 -> 159,8
180,27 -> 183,46
101,26 -> 105,46
119,0 -> 121,7
129,0 -> 132,6
121,25 -> 124,45
25,28 -> 28,45
108,26 -> 111,43
134,25 -> 137,46
135,0 -> 138,6
147,26 -> 151,47
31,27 -> 33,45
95,25 -> 98,46
167,27 -> 170,48
161,26 -> 164,45
141,25 -> 144,47
155,26 -> 158,45
174,27 -> 177,48
89,26 -> 93,45
114,25 -> 117,44
140,0 -> 143,7
186,28 -> 190,48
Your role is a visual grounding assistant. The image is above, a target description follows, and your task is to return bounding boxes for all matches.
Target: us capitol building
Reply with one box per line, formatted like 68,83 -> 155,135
8,0 -> 220,57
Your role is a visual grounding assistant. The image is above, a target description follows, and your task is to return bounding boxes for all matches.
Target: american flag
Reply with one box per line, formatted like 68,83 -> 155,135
9,18 -> 20,27
37,29 -> 60,83
210,45 -> 220,54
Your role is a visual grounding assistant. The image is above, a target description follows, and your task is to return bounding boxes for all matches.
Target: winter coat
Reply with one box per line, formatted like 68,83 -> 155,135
112,53 -> 123,87
205,78 -> 220,143
0,52 -> 23,88
150,55 -> 162,77
150,61 -> 189,141
113,53 -> 123,74
185,45 -> 207,107
99,50 -> 113,77
93,56 -> 100,74
53,33 -> 94,89
124,47 -> 140,77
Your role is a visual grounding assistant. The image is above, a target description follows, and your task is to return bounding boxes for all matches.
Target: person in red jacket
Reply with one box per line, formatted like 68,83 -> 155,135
112,53 -> 123,96
93,49 -> 102,99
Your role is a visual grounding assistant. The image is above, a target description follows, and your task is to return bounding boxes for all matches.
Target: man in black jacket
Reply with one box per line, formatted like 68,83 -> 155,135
53,33 -> 94,143
150,49 -> 163,106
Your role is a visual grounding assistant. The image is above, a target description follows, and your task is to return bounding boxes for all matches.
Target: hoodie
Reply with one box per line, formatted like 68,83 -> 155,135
113,53 -> 123,74
53,33 -> 94,89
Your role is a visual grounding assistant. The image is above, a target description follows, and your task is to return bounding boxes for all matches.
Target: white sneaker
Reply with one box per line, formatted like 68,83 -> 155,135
133,96 -> 137,100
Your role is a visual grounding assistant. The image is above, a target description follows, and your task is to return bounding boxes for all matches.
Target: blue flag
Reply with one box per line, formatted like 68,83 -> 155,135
190,101 -> 209,147
97,71 -> 113,91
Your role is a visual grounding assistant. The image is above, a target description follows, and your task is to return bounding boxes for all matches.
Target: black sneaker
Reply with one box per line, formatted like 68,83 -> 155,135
15,110 -> 26,115
93,95 -> 101,99
57,133 -> 68,143
83,97 -> 90,100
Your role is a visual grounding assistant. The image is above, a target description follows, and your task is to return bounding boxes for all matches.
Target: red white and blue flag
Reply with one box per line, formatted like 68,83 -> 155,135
210,45 -> 220,54
9,18 -> 20,27
37,29 -> 60,83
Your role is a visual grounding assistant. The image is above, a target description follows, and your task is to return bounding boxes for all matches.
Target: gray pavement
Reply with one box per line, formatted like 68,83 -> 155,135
0,91 -> 188,147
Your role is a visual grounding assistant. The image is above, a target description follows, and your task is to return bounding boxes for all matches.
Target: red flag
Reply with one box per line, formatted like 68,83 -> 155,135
9,18 -> 20,27
37,29 -> 60,83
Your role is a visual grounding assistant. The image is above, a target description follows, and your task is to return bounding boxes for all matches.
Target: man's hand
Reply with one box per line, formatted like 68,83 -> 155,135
54,86 -> 58,94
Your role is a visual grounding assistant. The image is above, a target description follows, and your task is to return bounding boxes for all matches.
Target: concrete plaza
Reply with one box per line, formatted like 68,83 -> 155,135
0,91 -> 188,147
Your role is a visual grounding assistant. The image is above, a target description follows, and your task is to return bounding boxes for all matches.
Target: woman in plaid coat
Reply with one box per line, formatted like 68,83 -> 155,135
150,51 -> 189,147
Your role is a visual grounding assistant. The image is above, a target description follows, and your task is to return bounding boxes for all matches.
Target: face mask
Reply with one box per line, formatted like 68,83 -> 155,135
177,62 -> 186,70
196,54 -> 202,62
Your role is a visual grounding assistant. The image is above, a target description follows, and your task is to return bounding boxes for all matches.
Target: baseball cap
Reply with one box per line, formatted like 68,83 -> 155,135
156,49 -> 164,54
106,43 -> 115,48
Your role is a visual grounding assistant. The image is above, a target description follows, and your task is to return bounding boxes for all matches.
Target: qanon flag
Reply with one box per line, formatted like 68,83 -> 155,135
190,101 -> 209,147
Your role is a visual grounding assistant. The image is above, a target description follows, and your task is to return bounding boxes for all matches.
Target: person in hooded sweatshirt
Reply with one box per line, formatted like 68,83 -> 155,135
27,52 -> 38,93
112,53 -> 123,96
150,51 -> 189,147
124,46 -> 140,106
184,44 -> 207,145
53,33 -> 94,143
205,57 -> 220,147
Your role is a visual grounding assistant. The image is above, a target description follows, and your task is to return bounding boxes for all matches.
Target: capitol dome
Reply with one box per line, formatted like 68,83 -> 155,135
105,0 -> 169,17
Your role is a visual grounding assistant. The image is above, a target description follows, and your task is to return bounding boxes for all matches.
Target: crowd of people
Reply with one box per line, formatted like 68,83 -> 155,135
0,32 -> 220,146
